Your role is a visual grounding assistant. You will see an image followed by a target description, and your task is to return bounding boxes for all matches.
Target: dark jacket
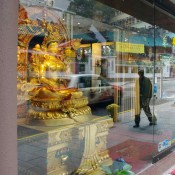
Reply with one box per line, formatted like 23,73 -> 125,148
140,76 -> 152,99
135,76 -> 152,115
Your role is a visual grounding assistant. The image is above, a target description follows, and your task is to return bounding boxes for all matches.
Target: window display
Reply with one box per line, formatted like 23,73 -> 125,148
17,2 -> 113,175
17,4 -> 94,126
17,0 -> 175,174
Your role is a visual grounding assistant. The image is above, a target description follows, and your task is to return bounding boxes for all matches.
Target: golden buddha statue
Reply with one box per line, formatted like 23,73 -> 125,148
17,45 -> 28,105
28,39 -> 92,125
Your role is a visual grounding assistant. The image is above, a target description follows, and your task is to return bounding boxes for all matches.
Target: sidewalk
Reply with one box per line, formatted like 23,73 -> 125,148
163,164 -> 175,175
106,99 -> 175,174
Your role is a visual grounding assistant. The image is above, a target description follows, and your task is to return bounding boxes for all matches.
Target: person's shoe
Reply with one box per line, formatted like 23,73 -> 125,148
149,122 -> 156,126
133,125 -> 139,128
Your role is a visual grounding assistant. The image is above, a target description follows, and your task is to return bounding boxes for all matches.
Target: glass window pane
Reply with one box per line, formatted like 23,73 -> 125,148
17,0 -> 175,174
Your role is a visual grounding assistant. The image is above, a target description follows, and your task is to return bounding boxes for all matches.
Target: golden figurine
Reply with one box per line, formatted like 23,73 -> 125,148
27,22 -> 91,125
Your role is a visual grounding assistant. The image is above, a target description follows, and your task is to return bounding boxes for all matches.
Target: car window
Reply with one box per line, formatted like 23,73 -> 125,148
78,76 -> 100,88
98,76 -> 110,86
79,76 -> 91,88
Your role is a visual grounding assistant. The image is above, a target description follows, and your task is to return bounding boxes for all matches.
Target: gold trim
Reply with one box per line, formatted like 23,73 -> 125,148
62,97 -> 88,108
26,114 -> 95,126
31,100 -> 62,110
28,106 -> 92,120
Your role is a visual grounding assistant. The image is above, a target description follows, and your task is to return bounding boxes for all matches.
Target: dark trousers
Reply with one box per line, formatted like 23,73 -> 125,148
135,98 -> 155,126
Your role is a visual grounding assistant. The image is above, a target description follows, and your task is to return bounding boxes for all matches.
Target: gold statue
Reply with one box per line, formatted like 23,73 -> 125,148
28,28 -> 91,125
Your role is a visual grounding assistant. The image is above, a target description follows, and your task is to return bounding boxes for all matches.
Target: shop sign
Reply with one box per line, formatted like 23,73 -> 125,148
172,37 -> 175,45
160,54 -> 172,60
116,42 -> 144,53
158,139 -> 171,152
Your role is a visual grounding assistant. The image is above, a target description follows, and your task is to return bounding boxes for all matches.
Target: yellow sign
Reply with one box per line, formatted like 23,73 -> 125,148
172,37 -> 175,45
116,42 -> 144,53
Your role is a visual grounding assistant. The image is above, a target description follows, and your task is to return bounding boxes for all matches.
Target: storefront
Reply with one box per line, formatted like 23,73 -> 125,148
1,0 -> 175,175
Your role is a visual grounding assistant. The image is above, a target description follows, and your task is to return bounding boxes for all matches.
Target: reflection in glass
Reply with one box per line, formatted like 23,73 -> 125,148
17,0 -> 175,174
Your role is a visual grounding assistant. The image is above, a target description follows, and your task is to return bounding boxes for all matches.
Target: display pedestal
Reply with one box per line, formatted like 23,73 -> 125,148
18,116 -> 113,175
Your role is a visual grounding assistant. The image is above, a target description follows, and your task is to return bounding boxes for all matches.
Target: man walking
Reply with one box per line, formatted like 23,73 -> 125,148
133,69 -> 157,128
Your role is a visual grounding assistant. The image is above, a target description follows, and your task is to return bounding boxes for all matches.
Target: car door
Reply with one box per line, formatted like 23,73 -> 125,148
98,77 -> 113,102
78,75 -> 113,105
77,75 -> 101,104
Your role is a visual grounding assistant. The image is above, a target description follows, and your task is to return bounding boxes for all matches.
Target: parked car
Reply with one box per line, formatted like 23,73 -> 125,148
64,74 -> 124,105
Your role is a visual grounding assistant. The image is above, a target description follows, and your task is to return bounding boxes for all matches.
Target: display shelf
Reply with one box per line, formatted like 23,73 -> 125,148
18,116 -> 113,175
